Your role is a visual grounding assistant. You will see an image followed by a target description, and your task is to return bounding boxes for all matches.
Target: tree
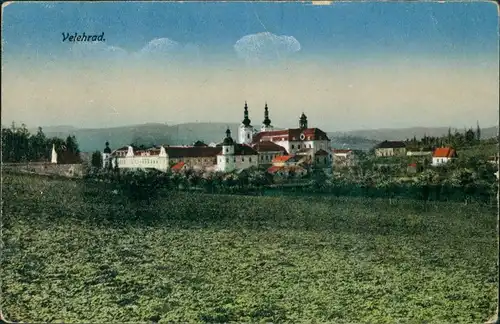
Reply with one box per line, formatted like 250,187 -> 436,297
91,151 -> 103,168
449,168 -> 477,205
476,121 -> 481,142
465,128 -> 476,145
416,169 -> 440,205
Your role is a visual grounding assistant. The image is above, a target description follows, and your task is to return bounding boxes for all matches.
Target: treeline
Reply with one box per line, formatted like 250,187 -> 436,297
403,124 -> 494,151
83,161 -> 498,205
1,123 -> 82,164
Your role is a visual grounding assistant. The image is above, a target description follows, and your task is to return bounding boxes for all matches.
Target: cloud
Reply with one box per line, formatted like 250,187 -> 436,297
69,41 -> 129,61
136,38 -> 201,63
234,32 -> 301,64
68,37 -> 201,65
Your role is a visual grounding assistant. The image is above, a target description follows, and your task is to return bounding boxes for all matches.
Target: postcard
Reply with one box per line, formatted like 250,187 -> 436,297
2,1 -> 499,323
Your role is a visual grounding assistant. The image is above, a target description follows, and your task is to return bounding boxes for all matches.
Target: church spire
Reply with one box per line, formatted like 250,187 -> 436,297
263,102 -> 271,127
242,101 -> 251,127
299,112 -> 308,129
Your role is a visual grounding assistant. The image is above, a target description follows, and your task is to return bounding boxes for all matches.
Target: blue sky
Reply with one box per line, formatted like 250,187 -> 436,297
2,1 -> 498,130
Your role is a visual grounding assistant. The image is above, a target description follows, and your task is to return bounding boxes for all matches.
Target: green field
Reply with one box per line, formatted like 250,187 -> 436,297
2,174 -> 498,323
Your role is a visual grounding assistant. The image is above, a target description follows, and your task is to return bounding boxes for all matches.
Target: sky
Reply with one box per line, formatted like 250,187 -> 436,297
1,1 -> 499,132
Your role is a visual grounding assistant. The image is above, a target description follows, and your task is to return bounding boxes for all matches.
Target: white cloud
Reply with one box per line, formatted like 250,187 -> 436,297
234,32 -> 301,64
138,38 -> 181,55
69,41 -> 129,60
136,38 -> 201,62
68,37 -> 201,65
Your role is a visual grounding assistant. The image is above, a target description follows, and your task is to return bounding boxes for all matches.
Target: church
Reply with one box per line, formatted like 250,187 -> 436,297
240,102 -> 332,167
102,101 -> 331,173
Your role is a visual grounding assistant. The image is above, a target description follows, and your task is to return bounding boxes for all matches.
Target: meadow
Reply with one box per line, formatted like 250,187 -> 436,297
2,173 -> 498,323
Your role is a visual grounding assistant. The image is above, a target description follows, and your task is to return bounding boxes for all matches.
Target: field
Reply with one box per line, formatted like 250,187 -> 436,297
2,173 -> 498,323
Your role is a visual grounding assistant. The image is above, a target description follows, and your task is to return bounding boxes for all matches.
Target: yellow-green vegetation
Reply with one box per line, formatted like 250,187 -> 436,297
2,174 -> 498,323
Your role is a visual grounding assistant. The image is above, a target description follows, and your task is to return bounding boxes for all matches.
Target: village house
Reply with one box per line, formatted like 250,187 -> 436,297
432,147 -> 457,166
332,149 -> 357,168
268,155 -> 307,178
374,141 -> 407,157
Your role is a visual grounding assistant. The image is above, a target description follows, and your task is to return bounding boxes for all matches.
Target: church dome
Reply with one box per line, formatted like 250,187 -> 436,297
223,128 -> 234,146
103,141 -> 112,153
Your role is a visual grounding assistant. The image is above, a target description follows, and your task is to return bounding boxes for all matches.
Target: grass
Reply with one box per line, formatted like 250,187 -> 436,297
2,173 -> 498,323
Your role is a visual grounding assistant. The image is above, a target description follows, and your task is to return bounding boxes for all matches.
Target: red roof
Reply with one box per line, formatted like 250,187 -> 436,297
267,166 -> 284,174
433,147 -> 456,158
171,162 -> 186,171
253,128 -> 330,143
333,149 -> 352,154
166,146 -> 222,158
272,155 -> 294,163
252,141 -> 288,153
408,163 -> 417,167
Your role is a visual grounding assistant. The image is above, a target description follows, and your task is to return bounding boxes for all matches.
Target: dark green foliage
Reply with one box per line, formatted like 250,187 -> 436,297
91,151 -> 103,168
2,173 -> 497,323
1,123 -> 82,163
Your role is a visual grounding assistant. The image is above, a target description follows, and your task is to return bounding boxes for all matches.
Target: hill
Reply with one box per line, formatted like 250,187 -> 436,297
31,123 -> 497,153
334,126 -> 497,142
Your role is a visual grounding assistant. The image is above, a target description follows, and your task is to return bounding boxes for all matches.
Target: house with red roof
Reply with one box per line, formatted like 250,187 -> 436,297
432,147 -> 457,166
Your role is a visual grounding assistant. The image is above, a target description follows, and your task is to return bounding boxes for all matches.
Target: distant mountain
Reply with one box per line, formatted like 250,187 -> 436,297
32,123 -> 497,153
35,123 -> 242,152
331,126 -> 498,142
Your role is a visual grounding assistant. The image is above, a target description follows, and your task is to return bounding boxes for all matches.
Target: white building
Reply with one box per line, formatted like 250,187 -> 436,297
217,128 -> 259,172
104,129 -> 258,173
432,147 -> 457,166
242,103 -> 332,165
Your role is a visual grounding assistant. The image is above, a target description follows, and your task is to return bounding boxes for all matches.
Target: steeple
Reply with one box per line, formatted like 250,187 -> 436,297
299,112 -> 308,129
223,128 -> 234,146
263,102 -> 271,127
242,101 -> 251,127
103,141 -> 112,154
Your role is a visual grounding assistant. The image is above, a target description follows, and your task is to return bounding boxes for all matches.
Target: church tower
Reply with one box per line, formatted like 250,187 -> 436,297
220,128 -> 236,172
102,141 -> 112,169
239,101 -> 253,145
299,112 -> 308,129
261,102 -> 273,132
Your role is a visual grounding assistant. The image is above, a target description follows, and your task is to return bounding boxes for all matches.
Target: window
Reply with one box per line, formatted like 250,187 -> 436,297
242,157 -> 245,162
234,158 -> 236,162
247,134 -> 250,139
292,145 -> 295,149
261,156 -> 264,161
324,157 -> 327,163
249,157 -> 252,162
226,158 -> 229,163
309,144 -> 312,148
225,148 -> 228,153
298,145 -> 301,149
